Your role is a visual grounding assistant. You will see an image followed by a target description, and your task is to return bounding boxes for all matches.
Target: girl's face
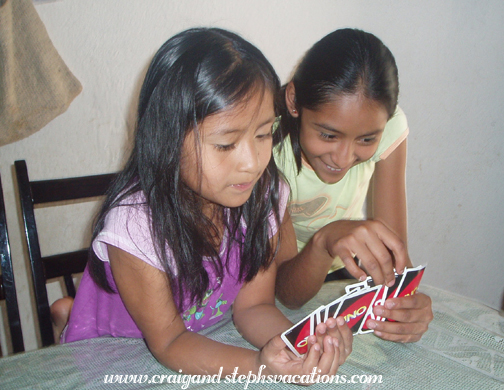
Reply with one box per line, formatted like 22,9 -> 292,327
180,89 -> 275,212
296,94 -> 389,184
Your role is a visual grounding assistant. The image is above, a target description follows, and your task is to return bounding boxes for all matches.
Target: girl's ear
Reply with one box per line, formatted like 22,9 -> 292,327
285,82 -> 299,118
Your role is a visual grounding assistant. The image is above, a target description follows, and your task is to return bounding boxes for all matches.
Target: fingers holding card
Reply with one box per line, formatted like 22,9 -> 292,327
281,265 -> 426,356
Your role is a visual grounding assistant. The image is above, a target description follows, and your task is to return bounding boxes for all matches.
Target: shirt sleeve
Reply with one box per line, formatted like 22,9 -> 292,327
371,105 -> 409,162
92,194 -> 169,272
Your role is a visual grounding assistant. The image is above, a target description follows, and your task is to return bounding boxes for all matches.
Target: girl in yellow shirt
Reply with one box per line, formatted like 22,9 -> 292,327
274,28 -> 432,343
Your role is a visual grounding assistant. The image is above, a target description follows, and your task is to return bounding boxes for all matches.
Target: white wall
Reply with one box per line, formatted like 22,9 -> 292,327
1,0 -> 503,353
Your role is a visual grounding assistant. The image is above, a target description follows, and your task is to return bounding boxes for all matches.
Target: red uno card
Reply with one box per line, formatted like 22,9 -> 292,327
314,305 -> 325,327
337,285 -> 380,334
281,312 -> 315,357
359,285 -> 386,333
385,273 -> 405,299
324,296 -> 345,322
368,284 -> 387,321
378,272 -> 405,322
289,266 -> 426,341
396,265 -> 426,298
346,277 -> 389,321
381,265 -> 426,322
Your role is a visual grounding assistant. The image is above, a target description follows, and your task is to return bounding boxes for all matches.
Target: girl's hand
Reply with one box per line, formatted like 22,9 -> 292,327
320,219 -> 410,288
313,316 -> 353,366
366,293 -> 433,343
258,334 -> 341,385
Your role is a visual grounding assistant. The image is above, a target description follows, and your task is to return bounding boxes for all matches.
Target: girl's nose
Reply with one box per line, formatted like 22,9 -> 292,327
331,141 -> 355,168
238,140 -> 260,172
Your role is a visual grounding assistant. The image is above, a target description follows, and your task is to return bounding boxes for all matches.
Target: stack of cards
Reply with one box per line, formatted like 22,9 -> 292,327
281,265 -> 426,357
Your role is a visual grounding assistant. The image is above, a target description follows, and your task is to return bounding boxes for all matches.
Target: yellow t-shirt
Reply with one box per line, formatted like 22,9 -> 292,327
274,106 -> 409,272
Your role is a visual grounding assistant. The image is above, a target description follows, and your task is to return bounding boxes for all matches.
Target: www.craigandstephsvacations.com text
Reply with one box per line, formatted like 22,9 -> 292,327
103,366 -> 383,388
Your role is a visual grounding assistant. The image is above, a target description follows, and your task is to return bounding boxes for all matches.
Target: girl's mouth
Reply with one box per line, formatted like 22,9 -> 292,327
230,181 -> 254,191
324,163 -> 343,173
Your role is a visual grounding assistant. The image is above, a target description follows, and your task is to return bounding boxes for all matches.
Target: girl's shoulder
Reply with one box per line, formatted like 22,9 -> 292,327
92,190 -> 170,272
106,191 -> 151,233
387,106 -> 408,134
372,106 -> 409,162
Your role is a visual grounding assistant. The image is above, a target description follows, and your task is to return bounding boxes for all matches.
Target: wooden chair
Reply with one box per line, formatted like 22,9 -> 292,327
0,173 -> 25,354
14,160 -> 115,347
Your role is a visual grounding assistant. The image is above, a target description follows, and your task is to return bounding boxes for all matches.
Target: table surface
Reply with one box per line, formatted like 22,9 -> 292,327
1,282 -> 503,390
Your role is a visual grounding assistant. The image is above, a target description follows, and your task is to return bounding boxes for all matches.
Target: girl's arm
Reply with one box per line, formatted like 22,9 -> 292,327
274,209 -> 338,309
108,245 -> 257,375
275,200 -> 409,309
233,212 -> 352,368
368,138 -> 410,255
108,242 -> 350,378
232,252 -> 293,348
365,139 -> 433,342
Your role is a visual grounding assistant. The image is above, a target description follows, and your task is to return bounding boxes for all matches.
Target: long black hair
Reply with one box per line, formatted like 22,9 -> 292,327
89,28 -> 282,311
276,28 -> 399,172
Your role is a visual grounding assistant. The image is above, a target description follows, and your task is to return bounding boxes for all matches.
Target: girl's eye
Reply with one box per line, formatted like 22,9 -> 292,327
359,137 -> 377,145
257,131 -> 272,140
319,132 -> 337,140
214,143 -> 235,152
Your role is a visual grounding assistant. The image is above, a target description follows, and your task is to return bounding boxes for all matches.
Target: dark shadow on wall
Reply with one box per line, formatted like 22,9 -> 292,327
501,289 -> 504,315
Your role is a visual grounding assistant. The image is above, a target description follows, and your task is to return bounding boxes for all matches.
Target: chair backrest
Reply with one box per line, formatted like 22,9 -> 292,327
14,160 -> 115,347
0,173 -> 25,354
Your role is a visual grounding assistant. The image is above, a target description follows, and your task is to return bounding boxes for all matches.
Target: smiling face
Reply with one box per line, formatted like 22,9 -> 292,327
295,93 -> 389,184
180,89 -> 275,213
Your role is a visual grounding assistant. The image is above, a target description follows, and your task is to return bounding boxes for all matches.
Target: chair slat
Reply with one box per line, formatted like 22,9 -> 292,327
30,173 -> 116,204
43,250 -> 88,280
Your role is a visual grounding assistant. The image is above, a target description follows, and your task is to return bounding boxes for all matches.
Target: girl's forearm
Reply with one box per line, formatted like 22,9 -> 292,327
275,231 -> 333,309
370,139 -> 409,248
149,330 -> 260,376
233,303 -> 293,348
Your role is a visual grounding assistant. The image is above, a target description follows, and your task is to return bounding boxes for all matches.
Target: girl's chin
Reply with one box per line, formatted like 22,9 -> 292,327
315,170 -> 345,185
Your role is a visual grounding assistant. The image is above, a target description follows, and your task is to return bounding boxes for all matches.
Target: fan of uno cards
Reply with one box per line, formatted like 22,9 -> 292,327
281,265 -> 426,356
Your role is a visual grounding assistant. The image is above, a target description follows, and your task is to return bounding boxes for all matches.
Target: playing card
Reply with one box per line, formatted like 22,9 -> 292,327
368,283 -> 387,321
324,295 -> 345,322
375,272 -> 405,322
314,305 -> 325,328
359,283 -> 389,332
344,276 -> 387,323
281,312 -> 315,357
295,265 -> 427,341
395,265 -> 426,298
384,272 -> 405,299
380,265 -> 426,321
337,285 -> 381,334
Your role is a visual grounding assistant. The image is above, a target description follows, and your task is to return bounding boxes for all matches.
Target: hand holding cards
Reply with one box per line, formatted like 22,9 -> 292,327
281,265 -> 426,357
